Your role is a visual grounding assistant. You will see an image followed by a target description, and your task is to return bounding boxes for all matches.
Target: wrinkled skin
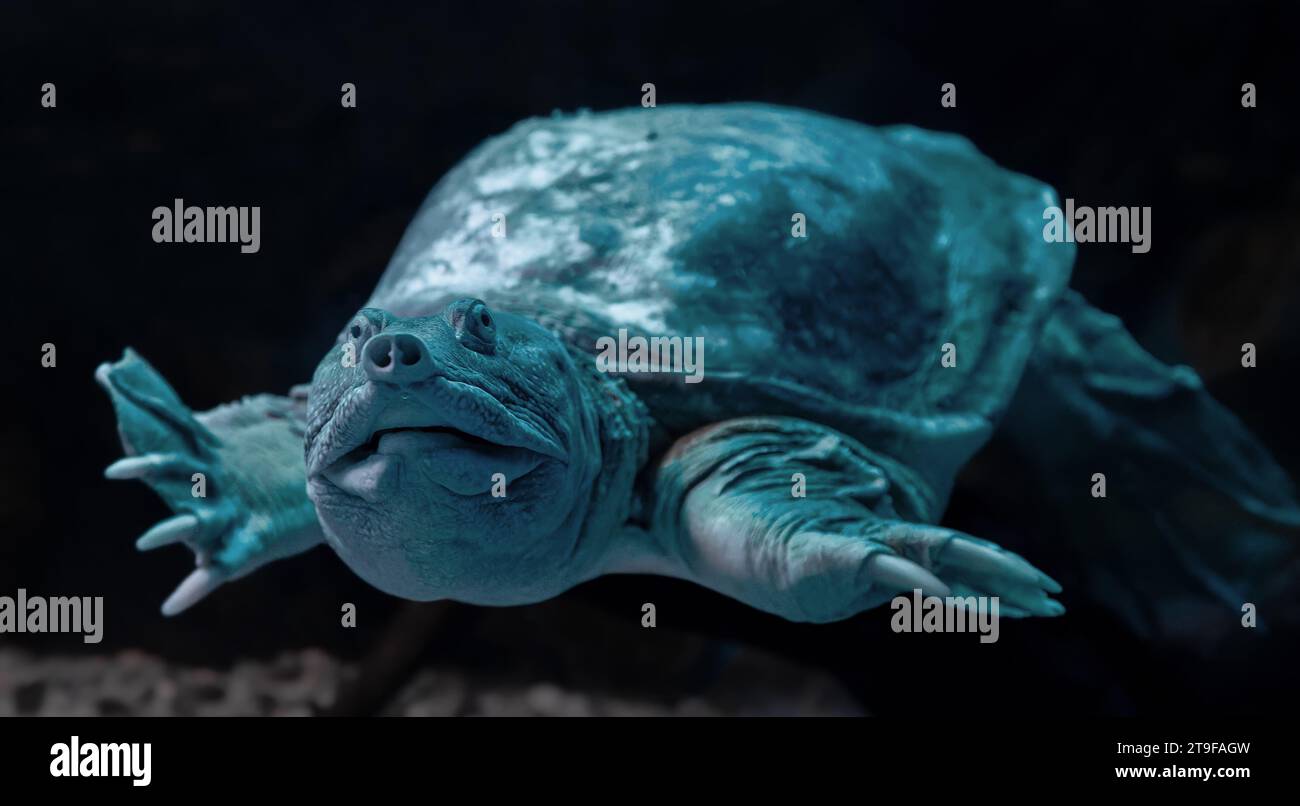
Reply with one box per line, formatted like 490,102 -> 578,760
303,299 -> 607,604
98,330 -> 1069,622
94,104 -> 1299,645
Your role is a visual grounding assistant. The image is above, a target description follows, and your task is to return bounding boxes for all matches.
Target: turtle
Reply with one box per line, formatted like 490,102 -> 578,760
96,103 -> 1300,640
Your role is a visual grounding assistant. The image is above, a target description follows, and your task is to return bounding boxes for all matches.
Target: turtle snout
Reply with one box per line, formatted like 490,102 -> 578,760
363,332 -> 434,384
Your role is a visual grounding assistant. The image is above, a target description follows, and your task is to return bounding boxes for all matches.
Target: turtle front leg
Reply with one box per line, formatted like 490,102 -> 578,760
96,349 -> 324,614
625,417 -> 1063,623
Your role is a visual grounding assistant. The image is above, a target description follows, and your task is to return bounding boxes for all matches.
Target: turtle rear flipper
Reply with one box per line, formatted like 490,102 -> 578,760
1003,290 -> 1300,647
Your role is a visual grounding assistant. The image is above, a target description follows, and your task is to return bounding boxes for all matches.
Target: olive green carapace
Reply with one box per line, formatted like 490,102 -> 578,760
96,104 -> 1300,643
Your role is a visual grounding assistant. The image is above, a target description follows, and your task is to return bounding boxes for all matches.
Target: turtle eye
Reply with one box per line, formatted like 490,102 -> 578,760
345,316 -> 372,345
462,300 -> 497,349
342,309 -> 386,348
446,298 -> 497,353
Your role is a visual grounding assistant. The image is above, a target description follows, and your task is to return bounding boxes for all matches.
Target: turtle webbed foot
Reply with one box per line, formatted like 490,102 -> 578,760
97,349 -> 322,615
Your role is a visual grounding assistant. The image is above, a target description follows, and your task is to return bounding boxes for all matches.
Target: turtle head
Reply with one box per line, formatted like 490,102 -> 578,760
304,298 -> 601,603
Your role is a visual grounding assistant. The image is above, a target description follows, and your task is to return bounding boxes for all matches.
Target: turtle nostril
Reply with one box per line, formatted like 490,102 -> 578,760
395,334 -> 422,366
364,334 -> 394,370
363,332 -> 431,383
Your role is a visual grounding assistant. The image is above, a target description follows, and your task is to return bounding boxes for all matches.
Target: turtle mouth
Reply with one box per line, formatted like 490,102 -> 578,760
359,424 -> 497,455
323,421 -> 548,501
329,423 -> 499,474
306,377 -> 566,486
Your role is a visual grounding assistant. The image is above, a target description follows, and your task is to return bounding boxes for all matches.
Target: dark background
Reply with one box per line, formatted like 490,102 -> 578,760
2,0 -> 1298,715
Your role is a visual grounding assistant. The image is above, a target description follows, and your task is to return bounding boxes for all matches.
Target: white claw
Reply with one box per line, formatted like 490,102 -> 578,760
867,553 -> 952,597
944,539 -> 1041,588
94,362 -> 114,387
161,568 -> 223,616
104,456 -> 159,480
136,514 -> 198,551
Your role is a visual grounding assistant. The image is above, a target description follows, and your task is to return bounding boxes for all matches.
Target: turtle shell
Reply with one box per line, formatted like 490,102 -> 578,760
367,103 -> 1074,507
